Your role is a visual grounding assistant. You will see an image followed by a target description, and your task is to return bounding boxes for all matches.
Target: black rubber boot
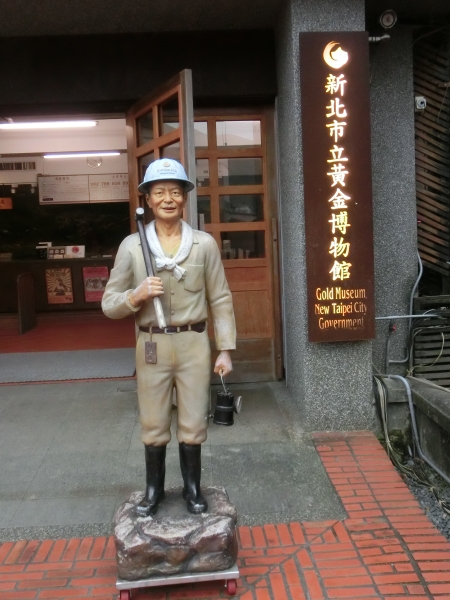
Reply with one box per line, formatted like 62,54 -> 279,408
179,442 -> 208,514
135,444 -> 166,517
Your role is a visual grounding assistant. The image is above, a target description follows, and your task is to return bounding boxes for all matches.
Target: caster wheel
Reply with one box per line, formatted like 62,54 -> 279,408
120,590 -> 131,600
226,579 -> 237,596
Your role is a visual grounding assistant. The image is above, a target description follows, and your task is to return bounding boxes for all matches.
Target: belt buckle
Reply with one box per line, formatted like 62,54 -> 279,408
164,326 -> 177,334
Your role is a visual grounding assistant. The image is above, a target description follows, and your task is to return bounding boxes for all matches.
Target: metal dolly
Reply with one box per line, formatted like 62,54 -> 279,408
116,563 -> 239,598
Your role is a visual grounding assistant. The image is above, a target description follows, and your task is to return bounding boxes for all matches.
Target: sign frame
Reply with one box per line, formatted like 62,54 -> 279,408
299,31 -> 375,343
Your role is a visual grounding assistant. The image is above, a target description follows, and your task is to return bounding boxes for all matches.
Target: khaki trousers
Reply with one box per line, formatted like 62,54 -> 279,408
136,328 -> 211,446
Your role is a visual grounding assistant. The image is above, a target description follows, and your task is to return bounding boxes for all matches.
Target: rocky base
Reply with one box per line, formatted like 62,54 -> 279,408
114,486 -> 238,581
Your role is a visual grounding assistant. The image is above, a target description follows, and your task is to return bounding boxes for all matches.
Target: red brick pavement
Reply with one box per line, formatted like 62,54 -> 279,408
1,431 -> 450,599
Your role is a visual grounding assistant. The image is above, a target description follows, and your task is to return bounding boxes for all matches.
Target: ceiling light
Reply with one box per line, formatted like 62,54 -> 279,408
44,151 -> 120,159
0,120 -> 98,130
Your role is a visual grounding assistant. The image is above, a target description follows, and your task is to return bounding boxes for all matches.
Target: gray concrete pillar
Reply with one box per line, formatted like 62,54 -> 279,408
370,30 -> 418,375
275,0 -> 375,430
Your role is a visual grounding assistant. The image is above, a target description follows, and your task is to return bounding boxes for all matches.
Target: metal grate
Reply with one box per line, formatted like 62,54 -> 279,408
17,272 -> 36,334
414,34 -> 450,290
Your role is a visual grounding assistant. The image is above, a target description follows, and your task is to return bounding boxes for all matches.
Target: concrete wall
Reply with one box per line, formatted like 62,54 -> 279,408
275,0 -> 374,430
370,30 -> 418,375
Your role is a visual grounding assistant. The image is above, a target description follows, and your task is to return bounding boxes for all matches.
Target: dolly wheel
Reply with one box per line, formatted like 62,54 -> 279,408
120,590 -> 131,600
226,579 -> 237,596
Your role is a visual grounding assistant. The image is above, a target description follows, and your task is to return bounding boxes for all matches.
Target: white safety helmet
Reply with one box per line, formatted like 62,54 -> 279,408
138,158 -> 195,194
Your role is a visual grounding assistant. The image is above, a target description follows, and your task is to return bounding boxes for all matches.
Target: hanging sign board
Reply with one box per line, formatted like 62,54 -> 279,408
38,174 -> 129,204
45,268 -> 74,304
83,266 -> 109,302
39,175 -> 89,203
89,174 -> 129,202
300,31 -> 375,343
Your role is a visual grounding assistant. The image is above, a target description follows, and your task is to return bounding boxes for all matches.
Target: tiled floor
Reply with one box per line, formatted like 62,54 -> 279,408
0,314 -> 135,352
1,431 -> 450,599
0,382 -> 344,535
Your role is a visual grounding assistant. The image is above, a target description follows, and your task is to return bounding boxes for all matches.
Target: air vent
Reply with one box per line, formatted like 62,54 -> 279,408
0,161 -> 36,171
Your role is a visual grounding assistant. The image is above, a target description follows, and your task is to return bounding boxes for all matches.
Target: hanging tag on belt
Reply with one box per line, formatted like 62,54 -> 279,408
145,330 -> 157,364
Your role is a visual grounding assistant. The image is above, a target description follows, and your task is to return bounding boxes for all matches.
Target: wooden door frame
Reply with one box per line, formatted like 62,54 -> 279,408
194,104 -> 284,378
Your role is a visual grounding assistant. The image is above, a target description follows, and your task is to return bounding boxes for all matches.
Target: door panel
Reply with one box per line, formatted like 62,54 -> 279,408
233,291 -> 272,338
196,110 -> 282,382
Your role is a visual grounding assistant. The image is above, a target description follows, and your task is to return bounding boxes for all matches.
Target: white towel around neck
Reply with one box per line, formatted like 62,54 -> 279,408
145,220 -> 193,281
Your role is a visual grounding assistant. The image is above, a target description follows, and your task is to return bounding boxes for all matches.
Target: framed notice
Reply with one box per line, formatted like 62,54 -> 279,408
300,32 -> 375,342
45,268 -> 74,304
38,174 -> 129,204
88,174 -> 129,202
83,266 -> 109,302
39,175 -> 89,204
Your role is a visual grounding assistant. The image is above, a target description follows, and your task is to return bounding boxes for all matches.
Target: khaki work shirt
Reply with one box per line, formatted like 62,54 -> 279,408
102,227 -> 236,351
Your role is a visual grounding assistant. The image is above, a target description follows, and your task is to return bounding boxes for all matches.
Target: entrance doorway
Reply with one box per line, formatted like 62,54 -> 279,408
1,73 -> 282,382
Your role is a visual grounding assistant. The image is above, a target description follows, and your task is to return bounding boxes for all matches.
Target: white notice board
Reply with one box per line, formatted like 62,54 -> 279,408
39,175 -> 89,204
38,174 -> 129,204
89,174 -> 129,202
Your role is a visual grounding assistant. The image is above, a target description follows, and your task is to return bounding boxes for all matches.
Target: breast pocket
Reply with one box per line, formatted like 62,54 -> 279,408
183,265 -> 204,293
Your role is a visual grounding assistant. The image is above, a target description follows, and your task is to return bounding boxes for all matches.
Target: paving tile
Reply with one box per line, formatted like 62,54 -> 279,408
0,454 -> 44,500
0,500 -> 21,528
2,431 -> 450,599
24,451 -> 128,499
8,497 -> 117,527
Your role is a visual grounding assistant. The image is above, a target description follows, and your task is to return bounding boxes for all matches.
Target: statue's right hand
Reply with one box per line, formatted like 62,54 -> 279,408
129,277 -> 164,307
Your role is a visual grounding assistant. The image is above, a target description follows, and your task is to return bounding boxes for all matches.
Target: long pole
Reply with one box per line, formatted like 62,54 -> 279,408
135,208 -> 166,329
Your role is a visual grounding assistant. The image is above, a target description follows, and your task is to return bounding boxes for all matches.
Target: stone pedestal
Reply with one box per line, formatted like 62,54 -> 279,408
114,486 -> 238,581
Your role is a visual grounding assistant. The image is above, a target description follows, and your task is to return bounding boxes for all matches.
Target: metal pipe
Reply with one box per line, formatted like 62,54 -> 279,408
383,252 -> 425,369
135,207 -> 166,329
369,34 -> 391,43
376,314 -> 442,320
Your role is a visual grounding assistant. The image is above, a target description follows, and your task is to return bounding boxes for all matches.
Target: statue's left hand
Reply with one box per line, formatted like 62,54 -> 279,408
214,350 -> 233,377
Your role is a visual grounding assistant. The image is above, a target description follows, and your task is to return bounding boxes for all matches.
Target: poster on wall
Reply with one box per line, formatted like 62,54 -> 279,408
299,31 -> 375,343
45,268 -> 74,304
0,198 -> 12,209
82,266 -> 109,302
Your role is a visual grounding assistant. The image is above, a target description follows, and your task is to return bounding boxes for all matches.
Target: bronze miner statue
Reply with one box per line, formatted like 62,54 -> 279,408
102,158 -> 236,517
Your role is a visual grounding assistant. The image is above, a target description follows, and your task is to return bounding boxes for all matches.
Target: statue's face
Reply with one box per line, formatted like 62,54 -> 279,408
146,180 -> 187,222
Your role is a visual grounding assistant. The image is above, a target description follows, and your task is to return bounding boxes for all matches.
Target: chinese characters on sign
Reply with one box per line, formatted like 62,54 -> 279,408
300,32 -> 375,342
325,73 -> 351,283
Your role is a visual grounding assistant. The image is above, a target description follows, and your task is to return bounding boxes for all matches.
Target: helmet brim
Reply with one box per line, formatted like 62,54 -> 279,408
138,177 -> 195,195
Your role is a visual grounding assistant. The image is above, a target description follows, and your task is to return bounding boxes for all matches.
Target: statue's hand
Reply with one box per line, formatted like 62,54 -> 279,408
129,277 -> 164,307
214,350 -> 233,377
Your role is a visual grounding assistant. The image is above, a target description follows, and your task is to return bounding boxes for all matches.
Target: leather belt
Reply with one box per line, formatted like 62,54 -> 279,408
139,321 -> 206,335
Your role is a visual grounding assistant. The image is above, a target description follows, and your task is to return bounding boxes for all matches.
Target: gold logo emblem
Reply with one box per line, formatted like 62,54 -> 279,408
163,161 -> 170,167
323,42 -> 349,69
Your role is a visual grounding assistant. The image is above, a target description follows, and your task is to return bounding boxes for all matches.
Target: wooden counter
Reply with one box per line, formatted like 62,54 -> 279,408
0,258 -> 114,312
